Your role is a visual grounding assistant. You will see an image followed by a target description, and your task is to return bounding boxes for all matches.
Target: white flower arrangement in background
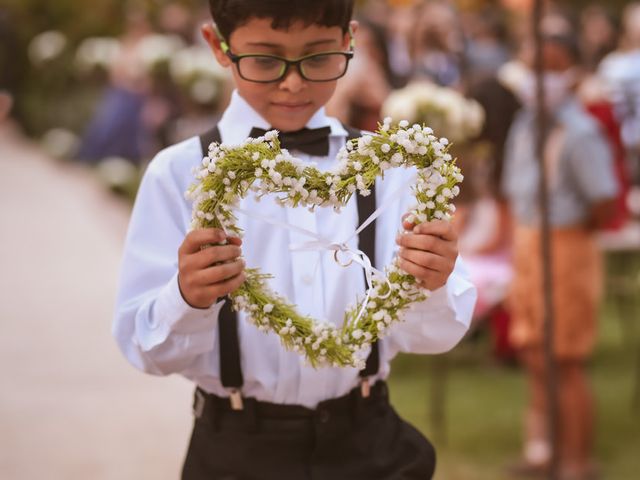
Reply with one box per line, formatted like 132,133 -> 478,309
382,81 -> 485,144
170,46 -> 231,104
187,119 -> 463,368
136,34 -> 186,74
28,30 -> 68,66
69,32 -> 230,106
74,37 -> 121,74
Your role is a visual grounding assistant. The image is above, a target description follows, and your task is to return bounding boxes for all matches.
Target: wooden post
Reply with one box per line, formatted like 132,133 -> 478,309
532,1 -> 560,478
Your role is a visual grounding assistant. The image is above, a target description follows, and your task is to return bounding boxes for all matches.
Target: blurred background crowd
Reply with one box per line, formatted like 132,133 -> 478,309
1,0 -> 639,479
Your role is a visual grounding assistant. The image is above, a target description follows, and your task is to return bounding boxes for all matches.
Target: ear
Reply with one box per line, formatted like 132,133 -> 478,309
201,23 -> 233,68
344,20 -> 359,50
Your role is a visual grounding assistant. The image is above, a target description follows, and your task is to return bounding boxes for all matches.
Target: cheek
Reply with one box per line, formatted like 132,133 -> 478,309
311,82 -> 338,105
234,75 -> 273,105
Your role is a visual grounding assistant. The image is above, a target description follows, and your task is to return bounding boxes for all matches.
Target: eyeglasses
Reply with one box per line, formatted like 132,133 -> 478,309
216,28 -> 355,83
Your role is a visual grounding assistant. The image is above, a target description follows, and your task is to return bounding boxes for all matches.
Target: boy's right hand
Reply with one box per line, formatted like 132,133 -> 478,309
178,228 -> 245,309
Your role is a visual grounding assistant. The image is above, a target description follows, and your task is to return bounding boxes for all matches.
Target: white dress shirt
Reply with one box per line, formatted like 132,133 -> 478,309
113,91 -> 477,408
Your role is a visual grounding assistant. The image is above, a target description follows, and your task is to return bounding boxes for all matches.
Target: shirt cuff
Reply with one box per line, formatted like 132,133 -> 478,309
136,274 -> 225,352
390,261 -> 477,354
422,270 -> 476,330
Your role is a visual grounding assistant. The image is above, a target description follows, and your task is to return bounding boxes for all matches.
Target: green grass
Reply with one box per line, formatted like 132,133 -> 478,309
387,300 -> 640,480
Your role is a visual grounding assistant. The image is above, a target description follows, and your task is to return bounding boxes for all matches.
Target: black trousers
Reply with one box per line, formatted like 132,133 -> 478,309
181,382 -> 436,480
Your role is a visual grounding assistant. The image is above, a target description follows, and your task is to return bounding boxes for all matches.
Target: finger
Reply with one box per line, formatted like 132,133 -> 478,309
402,218 -> 416,231
413,275 -> 443,291
226,236 -> 243,246
397,257 -> 443,288
398,248 -> 453,273
192,244 -> 242,269
396,233 -> 456,258
180,228 -> 227,254
397,255 -> 430,279
207,271 -> 247,299
412,220 -> 457,240
183,271 -> 247,308
195,258 -> 246,285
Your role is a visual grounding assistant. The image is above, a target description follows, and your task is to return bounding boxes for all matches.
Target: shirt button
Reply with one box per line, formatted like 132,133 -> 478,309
317,409 -> 330,424
302,274 -> 314,285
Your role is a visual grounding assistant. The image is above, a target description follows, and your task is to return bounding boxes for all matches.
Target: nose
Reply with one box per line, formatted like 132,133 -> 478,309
278,65 -> 305,93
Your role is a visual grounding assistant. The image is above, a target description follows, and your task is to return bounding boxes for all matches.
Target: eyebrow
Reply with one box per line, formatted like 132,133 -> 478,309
246,39 -> 338,48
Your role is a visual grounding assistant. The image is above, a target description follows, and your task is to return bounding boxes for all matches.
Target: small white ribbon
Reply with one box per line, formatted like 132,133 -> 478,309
233,172 -> 417,329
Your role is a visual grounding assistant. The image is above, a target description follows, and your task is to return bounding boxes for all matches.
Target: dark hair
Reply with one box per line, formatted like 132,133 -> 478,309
544,33 -> 582,64
208,0 -> 355,40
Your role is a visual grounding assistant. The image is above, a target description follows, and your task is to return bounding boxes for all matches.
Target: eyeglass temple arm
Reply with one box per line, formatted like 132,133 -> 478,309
213,24 -> 231,54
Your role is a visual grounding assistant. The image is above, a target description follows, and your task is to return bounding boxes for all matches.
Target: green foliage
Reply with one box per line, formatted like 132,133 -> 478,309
388,299 -> 640,479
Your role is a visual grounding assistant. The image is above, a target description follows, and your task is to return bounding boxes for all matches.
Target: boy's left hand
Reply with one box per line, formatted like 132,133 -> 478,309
395,218 -> 458,291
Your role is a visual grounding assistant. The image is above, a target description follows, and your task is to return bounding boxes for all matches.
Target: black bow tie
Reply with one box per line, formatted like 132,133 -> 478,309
249,126 -> 331,156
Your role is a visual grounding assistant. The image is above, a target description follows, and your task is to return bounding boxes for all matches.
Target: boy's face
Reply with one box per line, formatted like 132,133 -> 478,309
204,18 -> 354,132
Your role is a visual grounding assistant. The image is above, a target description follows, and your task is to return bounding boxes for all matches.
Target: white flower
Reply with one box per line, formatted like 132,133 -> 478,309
264,130 -> 278,141
399,120 -> 409,128
270,171 -> 283,184
381,143 -> 391,153
263,304 -> 274,313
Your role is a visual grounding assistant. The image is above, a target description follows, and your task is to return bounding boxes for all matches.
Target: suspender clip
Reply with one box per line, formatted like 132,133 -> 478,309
229,388 -> 244,410
360,378 -> 371,398
193,389 -> 206,419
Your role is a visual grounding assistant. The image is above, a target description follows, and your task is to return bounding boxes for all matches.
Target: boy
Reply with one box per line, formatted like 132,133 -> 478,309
113,1 -> 476,479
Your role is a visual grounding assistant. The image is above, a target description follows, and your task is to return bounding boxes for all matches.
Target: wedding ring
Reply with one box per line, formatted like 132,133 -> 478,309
333,249 -> 353,267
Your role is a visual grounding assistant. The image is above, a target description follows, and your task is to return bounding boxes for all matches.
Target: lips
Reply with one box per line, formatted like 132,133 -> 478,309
271,101 -> 312,110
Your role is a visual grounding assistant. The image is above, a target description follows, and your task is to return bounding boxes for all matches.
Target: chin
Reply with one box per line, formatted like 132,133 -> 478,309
269,115 -> 313,132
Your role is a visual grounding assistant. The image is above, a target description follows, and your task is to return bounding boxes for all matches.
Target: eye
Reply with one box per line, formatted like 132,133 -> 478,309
305,55 -> 331,66
251,56 -> 282,69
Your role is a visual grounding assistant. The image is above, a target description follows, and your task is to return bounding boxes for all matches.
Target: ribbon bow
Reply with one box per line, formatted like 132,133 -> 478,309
249,126 -> 331,156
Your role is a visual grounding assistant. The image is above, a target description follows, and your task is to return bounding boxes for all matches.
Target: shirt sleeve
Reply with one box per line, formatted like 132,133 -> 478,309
566,125 -> 619,204
385,256 -> 476,356
112,144 -> 223,375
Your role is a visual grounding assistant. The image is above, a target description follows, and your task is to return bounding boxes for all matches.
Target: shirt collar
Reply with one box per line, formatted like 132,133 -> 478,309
218,90 -> 347,145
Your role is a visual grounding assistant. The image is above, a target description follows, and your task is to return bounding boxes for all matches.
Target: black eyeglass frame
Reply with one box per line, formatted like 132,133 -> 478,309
216,26 -> 356,84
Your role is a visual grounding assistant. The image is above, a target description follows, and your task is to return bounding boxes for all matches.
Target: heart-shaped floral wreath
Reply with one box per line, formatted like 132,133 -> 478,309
187,118 -> 463,368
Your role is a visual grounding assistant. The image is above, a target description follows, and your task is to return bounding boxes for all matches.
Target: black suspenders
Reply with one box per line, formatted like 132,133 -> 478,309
198,125 -> 380,405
